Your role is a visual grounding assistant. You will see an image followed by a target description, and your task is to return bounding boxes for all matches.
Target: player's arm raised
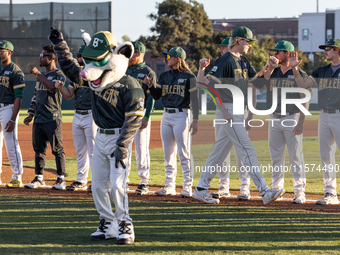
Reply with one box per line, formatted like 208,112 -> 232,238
30,66 -> 57,92
289,51 -> 316,88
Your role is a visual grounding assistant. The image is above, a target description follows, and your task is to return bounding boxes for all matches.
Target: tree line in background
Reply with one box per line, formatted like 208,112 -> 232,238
134,0 -> 329,75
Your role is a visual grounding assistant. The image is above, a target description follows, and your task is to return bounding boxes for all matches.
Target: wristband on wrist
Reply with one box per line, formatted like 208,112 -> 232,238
9,119 -> 15,123
143,116 -> 149,121
35,72 -> 41,77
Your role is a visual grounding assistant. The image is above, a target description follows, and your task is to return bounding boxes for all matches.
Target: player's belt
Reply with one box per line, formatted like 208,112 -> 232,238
271,112 -> 295,119
164,108 -> 183,114
99,128 -> 121,135
0,103 -> 9,108
321,109 -> 340,114
76,110 -> 90,115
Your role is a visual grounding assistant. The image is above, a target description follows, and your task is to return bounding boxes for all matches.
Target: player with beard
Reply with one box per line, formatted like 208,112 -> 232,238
24,44 -> 67,190
289,38 -> 340,205
0,40 -> 25,188
125,41 -> 156,195
253,40 -> 308,204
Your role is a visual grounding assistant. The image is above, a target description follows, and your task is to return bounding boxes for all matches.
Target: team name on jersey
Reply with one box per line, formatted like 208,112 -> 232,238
95,88 -> 119,107
0,76 -> 9,88
318,78 -> 340,91
270,79 -> 296,90
36,81 -> 48,91
234,69 -> 248,82
162,84 -> 185,97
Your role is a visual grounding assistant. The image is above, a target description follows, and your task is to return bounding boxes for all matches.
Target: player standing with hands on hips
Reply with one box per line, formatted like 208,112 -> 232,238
0,40 -> 25,188
125,41 -> 156,195
193,26 -> 284,204
289,38 -> 340,205
145,46 -> 199,198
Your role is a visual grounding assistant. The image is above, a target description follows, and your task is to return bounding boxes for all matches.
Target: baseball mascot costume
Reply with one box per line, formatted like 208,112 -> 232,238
49,28 -> 144,245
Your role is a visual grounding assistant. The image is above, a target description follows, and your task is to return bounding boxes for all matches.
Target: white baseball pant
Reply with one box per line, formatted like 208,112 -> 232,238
91,128 -> 132,223
214,107 -> 250,192
161,108 -> 192,190
197,103 -> 268,195
72,110 -> 97,184
0,104 -> 23,181
268,113 -> 305,195
318,110 -> 340,195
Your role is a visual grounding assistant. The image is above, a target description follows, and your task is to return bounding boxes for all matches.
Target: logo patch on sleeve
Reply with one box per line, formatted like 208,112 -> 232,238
211,66 -> 218,72
137,73 -> 146,79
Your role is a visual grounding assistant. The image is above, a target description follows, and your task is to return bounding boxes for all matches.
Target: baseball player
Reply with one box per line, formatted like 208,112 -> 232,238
253,40 -> 308,204
145,46 -> 199,198
289,38 -> 340,205
193,26 -> 284,204
49,28 -> 144,244
24,44 -> 67,190
126,41 -> 156,195
0,40 -> 25,188
210,37 -> 252,200
54,45 -> 97,191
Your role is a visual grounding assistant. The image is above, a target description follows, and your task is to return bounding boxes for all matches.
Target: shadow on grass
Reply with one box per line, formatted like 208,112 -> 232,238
0,196 -> 340,254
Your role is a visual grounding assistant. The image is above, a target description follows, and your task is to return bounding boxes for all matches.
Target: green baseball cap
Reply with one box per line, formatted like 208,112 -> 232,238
0,40 -> 14,51
319,38 -> 340,49
162,47 -> 186,60
132,41 -> 145,53
82,31 -> 118,60
231,26 -> 257,41
268,40 -> 294,52
73,45 -> 86,55
217,37 -> 230,46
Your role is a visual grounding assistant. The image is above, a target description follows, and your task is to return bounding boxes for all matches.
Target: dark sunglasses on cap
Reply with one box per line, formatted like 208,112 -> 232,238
274,50 -> 287,55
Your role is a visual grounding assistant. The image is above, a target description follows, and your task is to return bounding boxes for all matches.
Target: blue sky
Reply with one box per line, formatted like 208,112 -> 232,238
0,0 -> 340,42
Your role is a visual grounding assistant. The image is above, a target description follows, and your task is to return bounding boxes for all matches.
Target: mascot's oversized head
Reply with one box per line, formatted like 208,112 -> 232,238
80,31 -> 134,91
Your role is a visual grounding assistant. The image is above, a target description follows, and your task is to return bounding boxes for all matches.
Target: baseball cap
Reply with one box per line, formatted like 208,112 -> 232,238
231,26 -> 257,41
73,45 -> 86,55
81,31 -> 118,60
162,47 -> 186,60
268,40 -> 294,52
132,41 -> 145,53
0,40 -> 14,51
319,38 -> 340,49
217,37 -> 230,46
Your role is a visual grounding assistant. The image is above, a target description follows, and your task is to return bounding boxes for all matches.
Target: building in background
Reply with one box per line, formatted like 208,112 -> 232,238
298,9 -> 340,62
211,17 -> 299,47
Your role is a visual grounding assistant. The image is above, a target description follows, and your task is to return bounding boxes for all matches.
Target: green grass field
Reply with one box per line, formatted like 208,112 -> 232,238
7,109 -> 339,254
0,195 -> 340,255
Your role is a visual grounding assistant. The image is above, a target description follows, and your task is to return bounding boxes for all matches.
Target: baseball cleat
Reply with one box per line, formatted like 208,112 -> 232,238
52,177 -> 66,190
117,221 -> 135,245
6,179 -> 23,188
262,188 -> 285,205
179,188 -> 192,198
66,181 -> 87,191
237,190 -> 251,201
316,193 -> 340,205
24,176 -> 46,189
135,184 -> 149,195
192,187 -> 220,204
212,188 -> 231,199
155,187 -> 176,196
292,193 -> 306,204
91,219 -> 117,241
87,185 -> 92,192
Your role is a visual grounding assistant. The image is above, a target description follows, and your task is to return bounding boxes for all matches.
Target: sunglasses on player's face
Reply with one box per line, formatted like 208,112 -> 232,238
237,37 -> 253,46
324,46 -> 334,52
39,53 -> 52,58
